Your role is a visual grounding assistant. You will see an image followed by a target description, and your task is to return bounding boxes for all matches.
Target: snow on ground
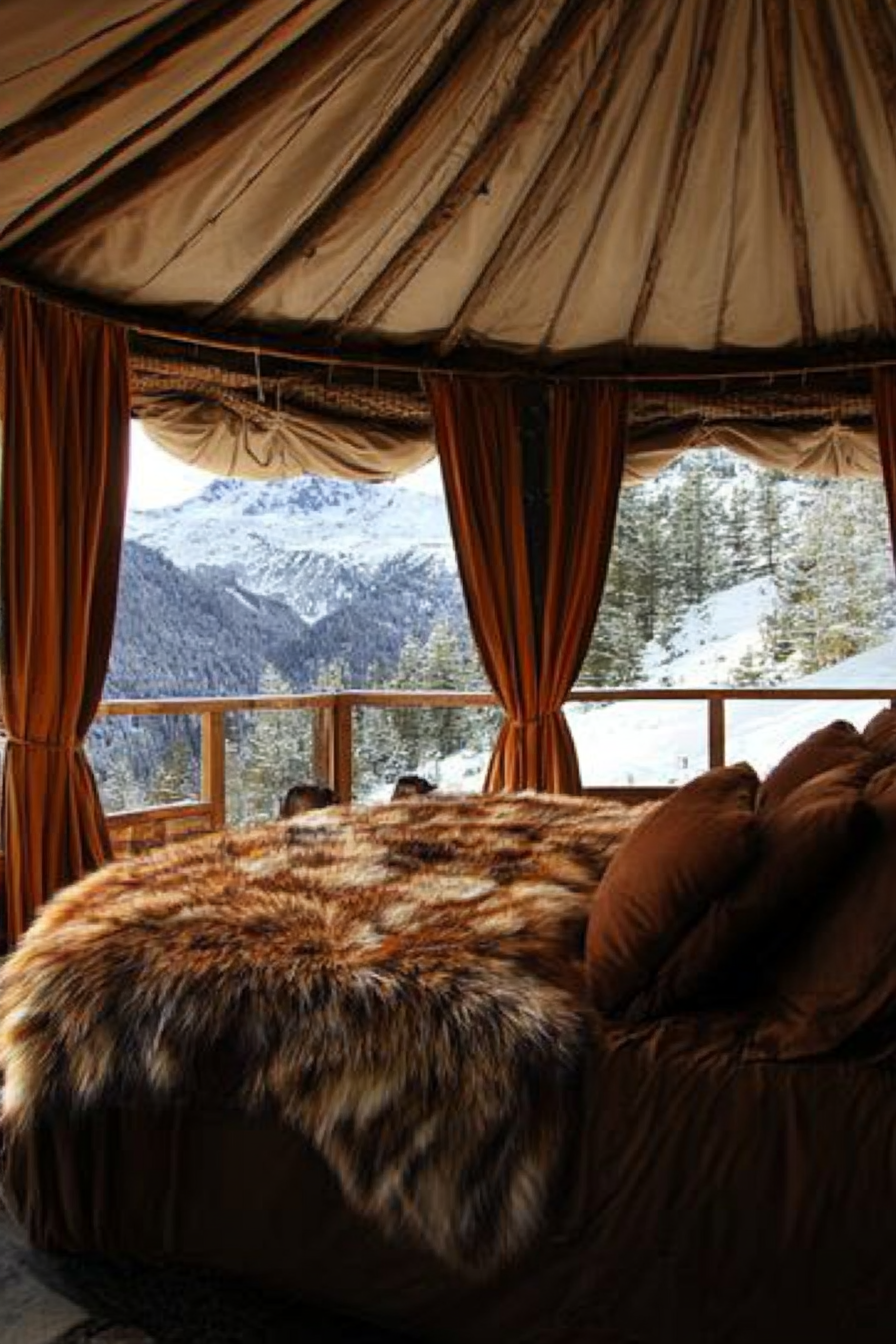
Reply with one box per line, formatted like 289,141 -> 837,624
640,577 -> 772,686
430,578 -> 896,792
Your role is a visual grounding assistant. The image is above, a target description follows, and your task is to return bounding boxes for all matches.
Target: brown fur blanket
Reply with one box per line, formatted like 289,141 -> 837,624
0,792 -> 648,1272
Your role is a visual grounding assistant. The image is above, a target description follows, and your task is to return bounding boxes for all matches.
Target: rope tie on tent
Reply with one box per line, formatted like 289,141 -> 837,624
1,733 -> 79,752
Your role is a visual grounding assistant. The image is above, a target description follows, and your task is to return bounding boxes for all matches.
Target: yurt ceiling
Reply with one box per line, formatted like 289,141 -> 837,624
0,0 -> 895,457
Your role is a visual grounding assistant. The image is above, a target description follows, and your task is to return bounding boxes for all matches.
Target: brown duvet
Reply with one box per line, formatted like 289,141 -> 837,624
3,779 -> 896,1342
5,1016 -> 896,1344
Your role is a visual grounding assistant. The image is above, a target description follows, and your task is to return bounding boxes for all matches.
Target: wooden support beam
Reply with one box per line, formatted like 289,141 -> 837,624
628,1 -> 726,344
108,801 -> 213,829
439,0 -> 649,355
200,709 -> 227,830
0,0 -> 263,165
312,702 -> 334,785
2,0 -> 386,256
715,0 -> 758,347
212,0 -> 496,325
339,0 -> 601,332
707,697 -> 726,768
853,0 -> 896,144
331,696 -> 354,804
763,0 -> 816,344
542,0 -> 682,352
797,0 -> 896,330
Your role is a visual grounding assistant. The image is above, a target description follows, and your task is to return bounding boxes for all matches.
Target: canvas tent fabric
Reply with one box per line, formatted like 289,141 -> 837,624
0,0 -> 893,376
0,0 -> 895,933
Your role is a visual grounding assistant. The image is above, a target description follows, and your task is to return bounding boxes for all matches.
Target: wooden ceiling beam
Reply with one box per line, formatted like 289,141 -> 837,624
627,0 -> 725,345
438,0 -> 650,356
541,0 -> 682,352
853,0 -> 896,145
714,1 -> 758,348
210,0 -> 515,326
0,0 -> 383,257
762,0 -> 816,344
0,0 -> 264,164
335,0 -> 600,333
798,0 -> 896,330
3,261 -> 895,385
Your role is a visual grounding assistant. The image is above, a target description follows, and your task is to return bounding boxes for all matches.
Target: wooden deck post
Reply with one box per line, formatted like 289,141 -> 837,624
332,695 -> 354,803
312,702 -> 334,786
707,697 -> 726,769
313,695 -> 354,801
201,710 -> 227,830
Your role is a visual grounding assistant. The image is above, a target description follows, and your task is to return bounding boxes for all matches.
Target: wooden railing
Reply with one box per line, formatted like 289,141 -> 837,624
94,685 -> 896,849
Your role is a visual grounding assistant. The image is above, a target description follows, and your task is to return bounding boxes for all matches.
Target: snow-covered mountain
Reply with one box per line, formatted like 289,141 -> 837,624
127,476 -> 454,622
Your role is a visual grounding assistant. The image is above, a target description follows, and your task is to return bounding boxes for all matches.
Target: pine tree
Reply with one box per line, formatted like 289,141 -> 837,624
761,479 -> 895,676
579,485 -> 660,687
722,478 -> 761,585
751,468 -> 787,576
664,454 -> 725,609
420,621 -> 468,757
225,731 -> 249,825
98,753 -> 144,812
241,664 -> 313,823
149,735 -> 196,803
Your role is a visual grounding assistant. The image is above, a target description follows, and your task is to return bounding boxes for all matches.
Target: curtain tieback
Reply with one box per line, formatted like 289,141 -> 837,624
2,733 -> 80,752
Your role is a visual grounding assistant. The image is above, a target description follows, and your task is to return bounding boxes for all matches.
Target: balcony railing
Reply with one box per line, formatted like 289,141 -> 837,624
93,685 -> 896,852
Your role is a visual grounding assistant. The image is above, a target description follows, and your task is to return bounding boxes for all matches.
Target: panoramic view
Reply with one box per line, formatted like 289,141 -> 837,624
1,4 -> 896,1344
91,427 -> 896,820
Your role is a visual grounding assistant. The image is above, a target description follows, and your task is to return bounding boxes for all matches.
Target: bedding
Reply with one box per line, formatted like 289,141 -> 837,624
5,1015 -> 896,1344
624,756 -> 877,1019
862,706 -> 896,762
4,728 -> 896,1343
584,762 -> 760,1013
757,717 -> 874,807
750,762 -> 896,1059
0,790 -> 648,1274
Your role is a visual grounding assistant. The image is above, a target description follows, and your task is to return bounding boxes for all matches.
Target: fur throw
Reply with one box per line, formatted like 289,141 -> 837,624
0,792 -> 648,1272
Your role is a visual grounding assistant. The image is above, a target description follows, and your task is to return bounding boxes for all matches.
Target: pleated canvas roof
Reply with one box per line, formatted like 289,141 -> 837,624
1,0 -> 895,375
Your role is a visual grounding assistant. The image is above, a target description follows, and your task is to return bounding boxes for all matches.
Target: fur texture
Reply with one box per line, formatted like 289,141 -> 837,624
0,792 -> 649,1272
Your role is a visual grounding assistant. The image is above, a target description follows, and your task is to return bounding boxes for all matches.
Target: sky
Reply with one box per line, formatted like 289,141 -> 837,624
128,421 -> 443,511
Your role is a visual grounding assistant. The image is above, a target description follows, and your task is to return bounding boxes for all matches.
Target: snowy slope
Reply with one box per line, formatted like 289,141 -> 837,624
639,577 -> 772,686
429,579 -> 896,795
127,476 -> 454,621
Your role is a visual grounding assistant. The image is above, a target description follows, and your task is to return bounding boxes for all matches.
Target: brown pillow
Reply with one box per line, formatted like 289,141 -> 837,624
758,719 -> 869,810
628,758 -> 878,1020
586,763 -> 760,1014
862,707 -> 896,764
750,764 -> 896,1060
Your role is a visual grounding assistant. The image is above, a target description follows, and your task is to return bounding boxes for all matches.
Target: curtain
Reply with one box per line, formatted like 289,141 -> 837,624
132,390 -> 434,481
624,420 -> 880,485
1,288 -> 130,946
428,376 -> 627,794
538,382 -> 628,792
873,369 -> 896,559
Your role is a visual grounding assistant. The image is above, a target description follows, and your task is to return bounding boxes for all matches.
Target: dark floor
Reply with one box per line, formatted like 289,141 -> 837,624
0,1204 -> 148,1343
0,1206 -> 409,1344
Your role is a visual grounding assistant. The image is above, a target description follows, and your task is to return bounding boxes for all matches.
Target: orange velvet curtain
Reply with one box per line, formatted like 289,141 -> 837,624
873,369 -> 896,559
428,376 -> 627,794
1,288 -> 130,946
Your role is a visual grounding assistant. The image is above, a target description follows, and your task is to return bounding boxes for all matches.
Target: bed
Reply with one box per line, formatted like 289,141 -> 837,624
2,714 -> 896,1344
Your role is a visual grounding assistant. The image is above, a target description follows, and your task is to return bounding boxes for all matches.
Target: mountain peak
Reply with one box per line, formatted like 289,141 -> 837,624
126,471 -> 454,621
